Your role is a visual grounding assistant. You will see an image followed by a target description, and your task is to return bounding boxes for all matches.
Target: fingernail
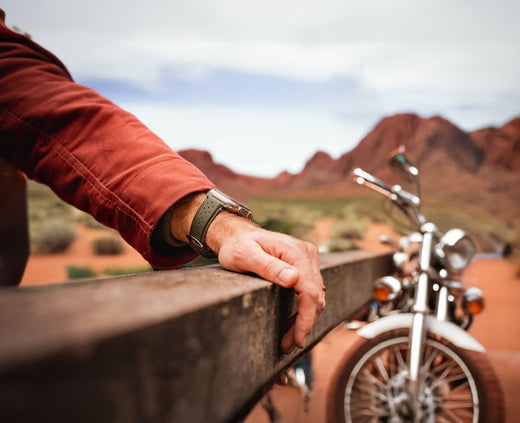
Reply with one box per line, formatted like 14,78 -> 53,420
278,268 -> 297,285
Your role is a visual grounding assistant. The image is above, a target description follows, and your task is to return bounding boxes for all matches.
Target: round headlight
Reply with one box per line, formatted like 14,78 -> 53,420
436,229 -> 476,272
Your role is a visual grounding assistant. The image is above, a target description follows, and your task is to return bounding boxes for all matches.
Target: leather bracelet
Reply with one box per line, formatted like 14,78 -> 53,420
187,189 -> 252,258
187,193 -> 222,257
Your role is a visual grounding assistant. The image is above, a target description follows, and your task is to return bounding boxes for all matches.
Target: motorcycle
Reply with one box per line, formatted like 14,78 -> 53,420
326,150 -> 504,422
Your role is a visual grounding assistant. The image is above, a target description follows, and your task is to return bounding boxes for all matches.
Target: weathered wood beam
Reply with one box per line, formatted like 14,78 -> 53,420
0,251 -> 392,423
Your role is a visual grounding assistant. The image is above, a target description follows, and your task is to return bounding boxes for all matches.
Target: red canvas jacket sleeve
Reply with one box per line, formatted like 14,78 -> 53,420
0,10 -> 214,269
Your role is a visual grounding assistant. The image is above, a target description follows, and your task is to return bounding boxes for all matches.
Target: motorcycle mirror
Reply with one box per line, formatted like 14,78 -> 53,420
389,146 -> 419,183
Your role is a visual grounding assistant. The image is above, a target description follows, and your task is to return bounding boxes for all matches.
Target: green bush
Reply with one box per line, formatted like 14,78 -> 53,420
80,212 -> 111,230
66,265 -> 96,280
31,219 -> 77,254
92,236 -> 124,255
261,217 -> 294,235
102,266 -> 152,276
327,238 -> 359,253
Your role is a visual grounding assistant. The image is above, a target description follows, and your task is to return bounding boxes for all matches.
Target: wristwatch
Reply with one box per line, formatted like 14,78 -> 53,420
188,188 -> 253,257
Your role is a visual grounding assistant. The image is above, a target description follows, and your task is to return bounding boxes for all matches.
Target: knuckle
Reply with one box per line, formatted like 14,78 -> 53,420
298,312 -> 315,326
302,241 -> 319,256
262,257 -> 282,277
226,244 -> 249,265
221,242 -> 258,271
319,298 -> 326,313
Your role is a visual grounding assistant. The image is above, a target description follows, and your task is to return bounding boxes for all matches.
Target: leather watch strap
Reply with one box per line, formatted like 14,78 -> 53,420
187,192 -> 223,258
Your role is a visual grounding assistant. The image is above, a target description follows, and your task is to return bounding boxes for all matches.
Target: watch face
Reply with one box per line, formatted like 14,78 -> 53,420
210,189 -> 252,220
210,188 -> 239,205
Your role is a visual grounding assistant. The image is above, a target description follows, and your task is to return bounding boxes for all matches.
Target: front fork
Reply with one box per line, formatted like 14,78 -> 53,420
407,223 -> 436,420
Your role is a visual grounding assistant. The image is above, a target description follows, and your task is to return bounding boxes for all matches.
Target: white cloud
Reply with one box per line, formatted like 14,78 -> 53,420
5,0 -> 519,84
2,0 -> 519,175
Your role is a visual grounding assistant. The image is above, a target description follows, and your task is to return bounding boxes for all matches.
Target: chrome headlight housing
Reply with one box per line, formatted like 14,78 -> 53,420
436,229 -> 476,272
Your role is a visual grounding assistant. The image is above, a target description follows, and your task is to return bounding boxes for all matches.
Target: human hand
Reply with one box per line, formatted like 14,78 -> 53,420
207,213 -> 326,354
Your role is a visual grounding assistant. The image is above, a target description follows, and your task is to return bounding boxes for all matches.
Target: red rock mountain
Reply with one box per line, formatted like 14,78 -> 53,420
470,117 -> 520,171
179,113 -> 520,223
178,149 -> 275,200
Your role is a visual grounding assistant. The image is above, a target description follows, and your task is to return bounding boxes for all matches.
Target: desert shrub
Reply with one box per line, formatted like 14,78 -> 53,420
340,228 -> 364,239
92,236 -> 124,255
27,181 -> 77,224
79,212 -> 111,230
331,221 -> 365,240
66,265 -> 96,279
102,266 -> 152,276
31,219 -> 77,254
327,238 -> 359,253
261,217 -> 294,235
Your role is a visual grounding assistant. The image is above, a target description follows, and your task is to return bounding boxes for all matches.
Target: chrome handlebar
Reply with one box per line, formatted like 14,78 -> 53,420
353,168 -> 393,198
353,168 -> 425,227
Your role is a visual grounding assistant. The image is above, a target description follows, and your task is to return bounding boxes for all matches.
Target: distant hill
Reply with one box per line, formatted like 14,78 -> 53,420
470,117 -> 520,171
179,113 -> 520,226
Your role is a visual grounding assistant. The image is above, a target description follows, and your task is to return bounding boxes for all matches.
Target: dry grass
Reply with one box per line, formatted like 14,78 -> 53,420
26,179 -> 517,265
248,193 -> 516,258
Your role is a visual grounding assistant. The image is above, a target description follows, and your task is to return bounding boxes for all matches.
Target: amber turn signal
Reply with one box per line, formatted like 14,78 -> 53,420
373,276 -> 402,303
374,285 -> 393,302
464,287 -> 485,315
465,299 -> 485,315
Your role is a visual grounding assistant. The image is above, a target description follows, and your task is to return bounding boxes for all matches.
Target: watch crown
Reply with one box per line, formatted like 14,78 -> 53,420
237,206 -> 252,220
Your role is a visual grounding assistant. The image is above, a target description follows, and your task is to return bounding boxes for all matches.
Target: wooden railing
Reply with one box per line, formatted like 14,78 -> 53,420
0,250 -> 392,423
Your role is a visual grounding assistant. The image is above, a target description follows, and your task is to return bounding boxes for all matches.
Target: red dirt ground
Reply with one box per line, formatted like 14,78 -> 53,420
20,225 -> 150,285
19,223 -> 520,422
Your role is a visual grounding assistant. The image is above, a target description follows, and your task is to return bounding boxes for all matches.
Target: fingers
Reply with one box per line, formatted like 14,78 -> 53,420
281,289 -> 326,353
281,321 -> 296,353
218,233 -> 301,289
217,226 -> 326,353
294,293 -> 320,347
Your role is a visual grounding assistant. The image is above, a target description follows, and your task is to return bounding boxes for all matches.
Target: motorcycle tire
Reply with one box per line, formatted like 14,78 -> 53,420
326,329 -> 504,423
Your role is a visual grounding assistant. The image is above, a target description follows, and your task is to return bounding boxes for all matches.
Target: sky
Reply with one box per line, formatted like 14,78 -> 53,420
2,0 -> 519,176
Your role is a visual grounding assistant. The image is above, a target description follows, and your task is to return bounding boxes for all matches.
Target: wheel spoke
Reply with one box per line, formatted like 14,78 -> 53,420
374,356 -> 389,382
449,380 -> 470,394
422,345 -> 437,372
350,401 -> 388,416
441,405 -> 467,423
394,345 -> 407,372
431,355 -> 451,371
432,370 -> 467,389
351,387 -> 387,402
434,361 -> 456,379
443,400 -> 475,409
358,368 -> 385,389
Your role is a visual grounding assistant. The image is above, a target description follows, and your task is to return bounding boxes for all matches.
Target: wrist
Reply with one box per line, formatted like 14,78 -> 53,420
169,189 -> 254,257
169,192 -> 207,244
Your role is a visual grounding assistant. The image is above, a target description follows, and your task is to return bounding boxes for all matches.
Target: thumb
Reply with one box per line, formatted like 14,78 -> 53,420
219,240 -> 300,288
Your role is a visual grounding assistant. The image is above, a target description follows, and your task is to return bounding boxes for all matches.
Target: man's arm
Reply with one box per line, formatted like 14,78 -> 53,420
0,15 -> 213,269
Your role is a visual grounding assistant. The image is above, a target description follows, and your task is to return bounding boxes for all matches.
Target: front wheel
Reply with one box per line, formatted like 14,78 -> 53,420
326,330 -> 504,423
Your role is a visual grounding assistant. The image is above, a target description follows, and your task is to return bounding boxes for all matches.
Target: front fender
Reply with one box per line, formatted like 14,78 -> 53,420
357,313 -> 486,353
